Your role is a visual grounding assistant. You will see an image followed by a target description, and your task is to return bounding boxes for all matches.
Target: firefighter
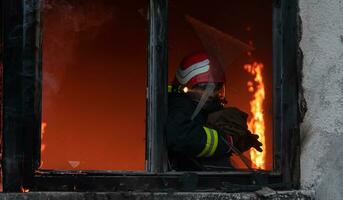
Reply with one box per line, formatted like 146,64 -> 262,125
166,52 -> 262,171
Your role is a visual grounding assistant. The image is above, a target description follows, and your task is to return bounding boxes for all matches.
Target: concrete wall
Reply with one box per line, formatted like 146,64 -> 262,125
299,0 -> 343,199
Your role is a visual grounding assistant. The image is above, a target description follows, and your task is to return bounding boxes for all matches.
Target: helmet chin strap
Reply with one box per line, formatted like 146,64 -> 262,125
191,80 -> 215,120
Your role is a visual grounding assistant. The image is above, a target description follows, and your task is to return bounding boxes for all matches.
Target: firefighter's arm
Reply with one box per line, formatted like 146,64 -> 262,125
166,110 -> 232,157
206,108 -> 263,153
196,126 -> 234,158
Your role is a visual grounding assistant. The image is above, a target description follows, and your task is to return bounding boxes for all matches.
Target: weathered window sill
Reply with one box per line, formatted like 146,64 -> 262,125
0,190 -> 314,200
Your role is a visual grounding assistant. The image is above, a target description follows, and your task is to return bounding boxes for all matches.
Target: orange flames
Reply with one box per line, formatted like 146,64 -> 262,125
21,187 -> 29,193
244,62 -> 266,169
41,122 -> 47,168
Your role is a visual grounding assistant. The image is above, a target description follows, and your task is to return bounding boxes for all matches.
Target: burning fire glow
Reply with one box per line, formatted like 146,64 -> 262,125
244,62 -> 266,169
41,122 -> 47,168
21,187 -> 29,193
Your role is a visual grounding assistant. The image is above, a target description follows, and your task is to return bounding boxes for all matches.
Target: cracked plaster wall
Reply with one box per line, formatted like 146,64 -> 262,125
299,0 -> 343,199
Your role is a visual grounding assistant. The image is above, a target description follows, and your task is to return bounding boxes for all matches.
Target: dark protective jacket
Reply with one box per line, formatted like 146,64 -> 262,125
166,92 -> 232,171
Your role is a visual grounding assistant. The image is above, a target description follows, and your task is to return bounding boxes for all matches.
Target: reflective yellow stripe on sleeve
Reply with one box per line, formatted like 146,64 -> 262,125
207,128 -> 218,157
197,127 -> 219,158
197,127 -> 211,157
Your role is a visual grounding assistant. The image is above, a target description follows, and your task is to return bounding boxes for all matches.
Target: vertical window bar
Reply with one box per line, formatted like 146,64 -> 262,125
280,0 -> 300,187
146,0 -> 168,172
273,0 -> 300,187
3,0 -> 41,192
272,0 -> 283,173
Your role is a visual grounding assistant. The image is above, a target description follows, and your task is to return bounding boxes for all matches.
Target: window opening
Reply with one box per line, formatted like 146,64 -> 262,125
167,0 -> 273,171
1,0 -> 301,192
41,0 -> 147,170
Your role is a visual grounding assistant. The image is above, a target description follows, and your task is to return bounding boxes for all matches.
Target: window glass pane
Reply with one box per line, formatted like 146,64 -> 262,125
41,0 -> 147,170
167,0 -> 273,171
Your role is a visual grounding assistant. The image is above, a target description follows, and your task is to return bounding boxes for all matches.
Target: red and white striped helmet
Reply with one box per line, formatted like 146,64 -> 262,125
175,52 -> 225,89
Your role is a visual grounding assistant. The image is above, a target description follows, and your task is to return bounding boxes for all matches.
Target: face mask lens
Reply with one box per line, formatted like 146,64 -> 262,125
219,86 -> 225,99
214,84 -> 227,105
213,84 -> 224,98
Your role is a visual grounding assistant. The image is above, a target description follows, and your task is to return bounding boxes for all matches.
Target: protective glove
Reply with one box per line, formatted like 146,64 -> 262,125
206,107 -> 263,153
235,131 -> 263,153
206,107 -> 250,138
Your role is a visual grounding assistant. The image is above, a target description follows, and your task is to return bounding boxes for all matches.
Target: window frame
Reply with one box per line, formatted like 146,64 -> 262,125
1,0 -> 301,192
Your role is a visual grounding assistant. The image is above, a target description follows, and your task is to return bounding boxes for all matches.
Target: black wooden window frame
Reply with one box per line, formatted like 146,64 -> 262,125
1,0 -> 301,192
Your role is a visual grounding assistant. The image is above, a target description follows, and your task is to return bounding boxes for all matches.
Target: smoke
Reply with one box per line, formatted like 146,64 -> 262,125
42,0 -> 117,105
43,0 -> 116,33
